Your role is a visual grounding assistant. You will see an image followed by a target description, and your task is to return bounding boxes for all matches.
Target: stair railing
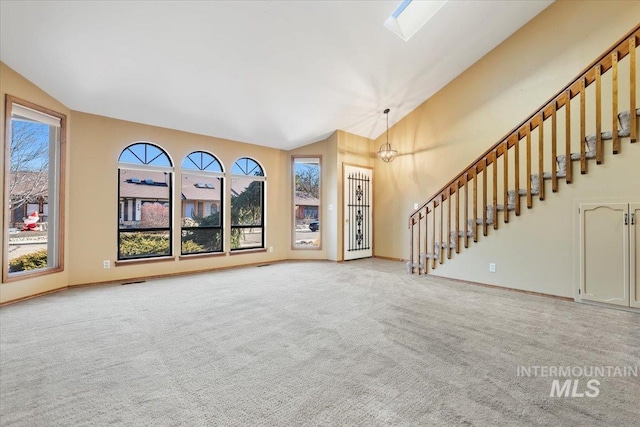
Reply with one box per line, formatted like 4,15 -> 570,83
408,24 -> 639,275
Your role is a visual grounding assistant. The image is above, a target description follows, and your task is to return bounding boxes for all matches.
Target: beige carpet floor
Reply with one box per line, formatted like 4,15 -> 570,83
0,259 -> 638,426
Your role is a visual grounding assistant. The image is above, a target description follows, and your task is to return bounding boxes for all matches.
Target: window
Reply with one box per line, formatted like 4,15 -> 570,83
293,156 -> 321,249
230,157 -> 265,250
4,97 -> 66,280
181,151 -> 224,255
118,142 -> 173,260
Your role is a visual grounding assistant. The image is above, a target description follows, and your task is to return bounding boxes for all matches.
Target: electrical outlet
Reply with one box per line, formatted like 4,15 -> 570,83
103,260 -> 110,269
414,202 -> 419,210
268,246 -> 273,253
489,263 -> 496,273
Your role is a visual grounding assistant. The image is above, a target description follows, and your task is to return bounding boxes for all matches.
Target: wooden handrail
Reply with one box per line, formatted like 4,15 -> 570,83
410,24 -> 640,219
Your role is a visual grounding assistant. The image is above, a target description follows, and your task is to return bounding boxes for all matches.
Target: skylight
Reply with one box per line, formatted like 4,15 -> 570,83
384,0 -> 447,41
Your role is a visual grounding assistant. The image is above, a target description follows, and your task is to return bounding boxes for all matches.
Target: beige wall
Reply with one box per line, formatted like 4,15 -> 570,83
67,112 -> 291,286
326,132 -> 339,261
373,0 -> 640,297
0,62 -> 72,303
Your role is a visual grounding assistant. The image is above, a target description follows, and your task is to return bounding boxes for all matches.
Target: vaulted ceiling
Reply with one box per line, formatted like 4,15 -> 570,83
0,1 -> 553,150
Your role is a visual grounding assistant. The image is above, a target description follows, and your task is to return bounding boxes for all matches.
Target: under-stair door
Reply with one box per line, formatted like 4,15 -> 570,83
579,203 -> 638,307
343,165 -> 373,261
631,203 -> 640,308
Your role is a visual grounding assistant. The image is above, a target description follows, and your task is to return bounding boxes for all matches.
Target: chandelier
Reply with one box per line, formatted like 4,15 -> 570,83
377,108 -> 398,163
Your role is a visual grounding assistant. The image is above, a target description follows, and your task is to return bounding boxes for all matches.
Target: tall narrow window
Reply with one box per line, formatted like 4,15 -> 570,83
181,151 -> 224,255
118,142 -> 173,260
230,157 -> 265,251
4,97 -> 65,280
292,156 -> 321,249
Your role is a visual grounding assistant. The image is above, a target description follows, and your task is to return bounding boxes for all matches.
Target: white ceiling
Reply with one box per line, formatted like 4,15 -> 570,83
0,1 -> 552,150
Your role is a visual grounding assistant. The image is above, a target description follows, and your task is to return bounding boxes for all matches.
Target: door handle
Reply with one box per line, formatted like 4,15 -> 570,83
624,213 -> 628,225
632,213 -> 636,225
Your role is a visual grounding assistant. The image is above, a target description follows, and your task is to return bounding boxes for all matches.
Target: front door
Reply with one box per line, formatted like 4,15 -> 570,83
343,165 -> 373,261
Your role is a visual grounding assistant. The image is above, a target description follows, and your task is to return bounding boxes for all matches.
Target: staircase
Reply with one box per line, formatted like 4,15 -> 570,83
408,25 -> 639,274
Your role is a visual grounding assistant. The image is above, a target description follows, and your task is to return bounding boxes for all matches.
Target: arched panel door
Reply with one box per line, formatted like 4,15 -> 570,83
580,203 -> 629,306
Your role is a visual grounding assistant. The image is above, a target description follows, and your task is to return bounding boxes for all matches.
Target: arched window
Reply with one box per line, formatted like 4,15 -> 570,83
118,142 -> 173,260
230,157 -> 265,250
181,151 -> 224,255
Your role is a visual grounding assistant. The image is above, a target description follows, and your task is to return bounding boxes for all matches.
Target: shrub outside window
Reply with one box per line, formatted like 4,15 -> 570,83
230,157 -> 265,250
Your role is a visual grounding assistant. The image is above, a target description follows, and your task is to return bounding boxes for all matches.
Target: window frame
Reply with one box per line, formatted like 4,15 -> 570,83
3,95 -> 66,282
117,142 -> 174,262
230,157 -> 266,252
292,155 -> 322,251
180,151 -> 225,256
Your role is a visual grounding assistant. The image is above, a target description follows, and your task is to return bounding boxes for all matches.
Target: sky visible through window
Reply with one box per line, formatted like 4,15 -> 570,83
11,120 -> 50,172
119,143 -> 172,167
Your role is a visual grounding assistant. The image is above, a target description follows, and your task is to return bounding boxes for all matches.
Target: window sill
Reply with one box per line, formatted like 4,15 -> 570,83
3,266 -> 64,283
229,248 -> 267,256
179,252 -> 226,261
115,256 -> 176,267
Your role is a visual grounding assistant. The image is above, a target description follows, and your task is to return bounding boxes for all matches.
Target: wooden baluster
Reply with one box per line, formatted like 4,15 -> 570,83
565,90 -> 573,183
538,116 -> 545,201
552,103 -> 558,190
473,167 -> 478,242
447,187 -> 452,259
424,208 -> 429,274
612,50 -> 620,154
455,181 -> 460,254
514,136 -> 520,215
409,216 -> 414,273
439,195 -> 444,264
464,174 -> 469,249
503,141 -> 509,223
492,151 -> 498,230
417,212 -> 422,274
526,125 -> 533,208
432,201 -> 437,270
596,65 -> 603,164
580,78 -> 587,174
482,160 -> 488,236
631,37 -> 637,143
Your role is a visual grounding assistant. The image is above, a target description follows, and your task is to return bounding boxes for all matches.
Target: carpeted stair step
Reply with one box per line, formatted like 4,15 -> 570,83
475,218 -> 492,225
496,204 -> 516,212
541,170 -> 566,179
449,220 -> 475,249
514,188 -> 541,196
617,110 -> 633,137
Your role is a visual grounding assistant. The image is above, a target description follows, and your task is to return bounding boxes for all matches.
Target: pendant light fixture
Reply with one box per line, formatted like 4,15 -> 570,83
377,108 -> 398,163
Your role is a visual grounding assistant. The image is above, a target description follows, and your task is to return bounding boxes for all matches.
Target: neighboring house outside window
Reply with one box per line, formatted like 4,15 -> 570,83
295,193 -> 319,220
181,151 -> 224,255
9,171 -> 49,227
